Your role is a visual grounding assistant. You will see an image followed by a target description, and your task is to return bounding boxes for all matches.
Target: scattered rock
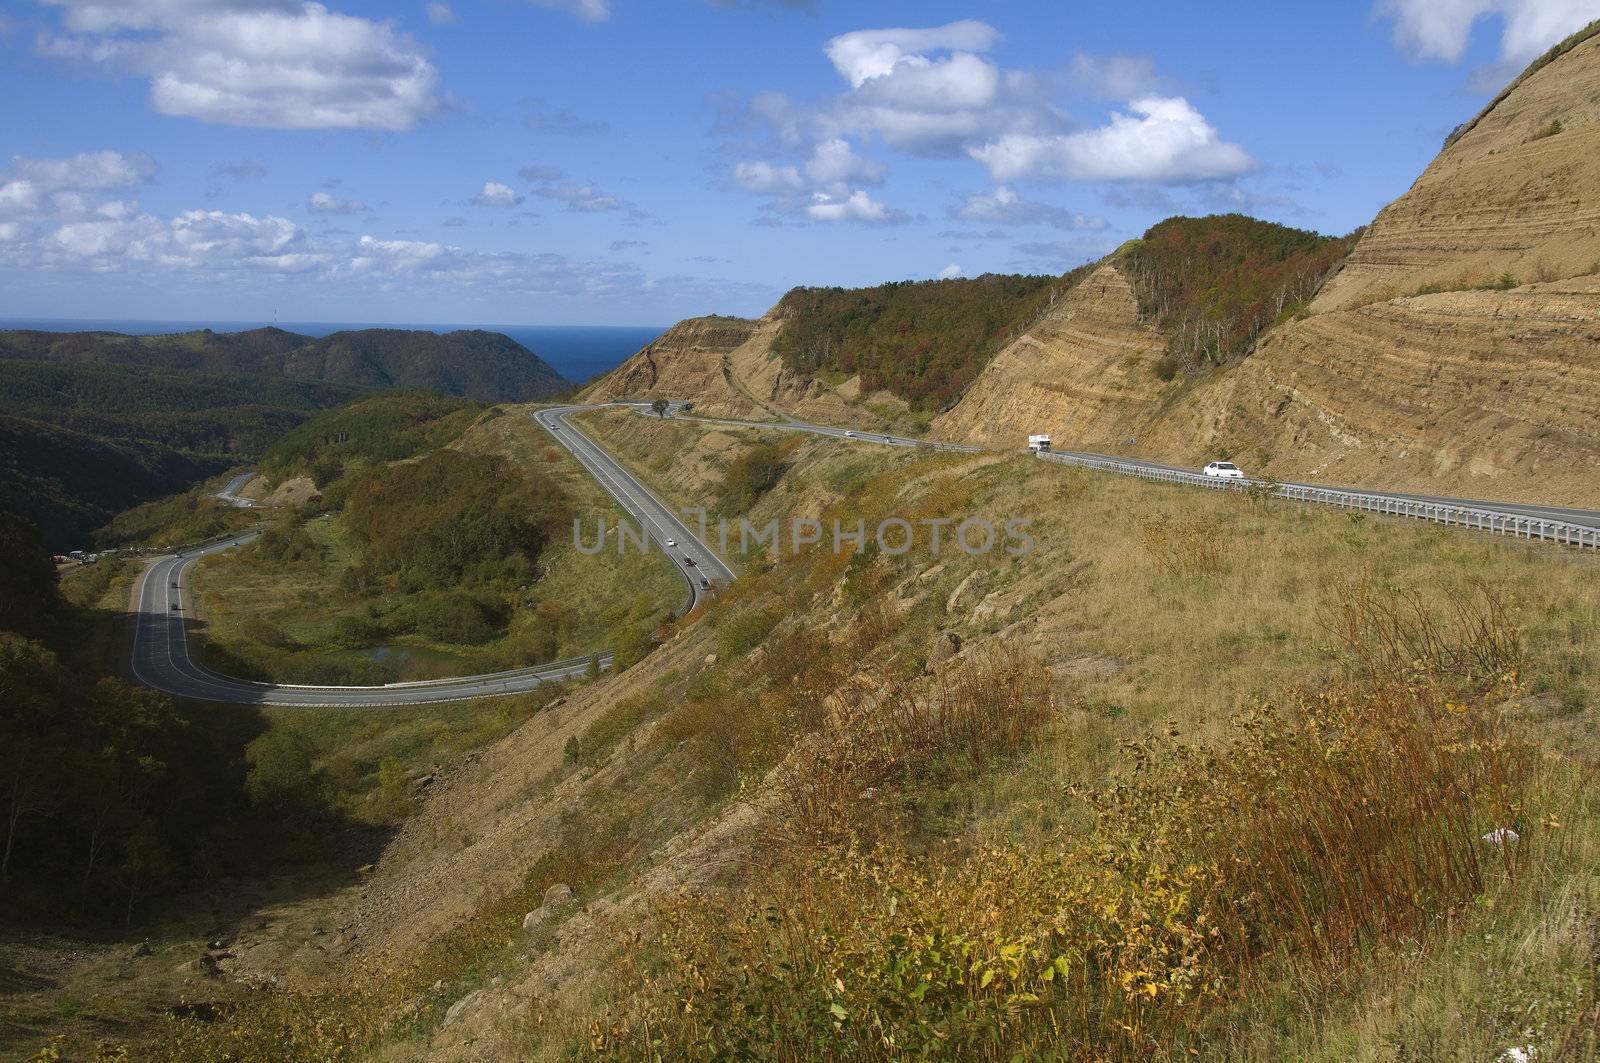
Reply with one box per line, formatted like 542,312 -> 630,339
129,941 -> 151,959
442,989 -> 483,1029
946,571 -> 981,613
1483,827 -> 1520,846
522,883 -> 576,931
704,653 -> 718,666
929,630 -> 962,666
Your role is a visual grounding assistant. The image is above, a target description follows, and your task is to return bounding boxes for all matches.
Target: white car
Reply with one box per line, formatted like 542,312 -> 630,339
1203,461 -> 1246,479
664,538 -> 677,548
843,430 -> 856,438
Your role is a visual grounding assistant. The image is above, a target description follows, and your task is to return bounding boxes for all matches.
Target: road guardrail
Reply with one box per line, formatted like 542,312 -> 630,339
1037,451 -> 1599,550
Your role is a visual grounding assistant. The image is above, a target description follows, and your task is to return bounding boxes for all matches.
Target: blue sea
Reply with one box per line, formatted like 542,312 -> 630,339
0,317 -> 665,386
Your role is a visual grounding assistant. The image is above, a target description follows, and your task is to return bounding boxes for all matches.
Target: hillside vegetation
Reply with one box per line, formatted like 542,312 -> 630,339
1116,214 -> 1359,375
0,327 -> 571,548
155,408 -> 1598,1062
0,326 -> 569,402
187,398 -> 681,686
772,273 -> 1077,411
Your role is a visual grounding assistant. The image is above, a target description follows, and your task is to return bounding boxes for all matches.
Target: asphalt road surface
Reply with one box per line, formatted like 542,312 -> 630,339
127,400 -> 1597,706
534,404 -> 736,610
125,409 -> 680,707
624,403 -> 1600,532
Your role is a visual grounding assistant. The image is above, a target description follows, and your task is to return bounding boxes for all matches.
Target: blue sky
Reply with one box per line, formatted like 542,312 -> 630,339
0,0 -> 1594,326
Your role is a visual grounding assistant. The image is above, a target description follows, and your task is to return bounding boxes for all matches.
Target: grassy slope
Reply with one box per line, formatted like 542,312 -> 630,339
155,404 -> 1599,1061
187,405 -> 683,685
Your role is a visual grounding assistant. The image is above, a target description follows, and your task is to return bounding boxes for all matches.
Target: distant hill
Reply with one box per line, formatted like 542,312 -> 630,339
0,325 -> 570,402
0,412 -> 210,550
0,326 -> 571,548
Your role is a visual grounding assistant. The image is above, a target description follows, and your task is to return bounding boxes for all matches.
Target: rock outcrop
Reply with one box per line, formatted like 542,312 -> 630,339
1146,25 -> 1600,506
932,263 -> 1172,451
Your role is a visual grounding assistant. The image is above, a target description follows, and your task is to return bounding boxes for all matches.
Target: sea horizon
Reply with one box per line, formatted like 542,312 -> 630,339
0,316 -> 666,385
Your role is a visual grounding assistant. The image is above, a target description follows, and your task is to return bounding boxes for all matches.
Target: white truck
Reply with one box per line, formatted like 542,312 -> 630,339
1027,434 -> 1052,454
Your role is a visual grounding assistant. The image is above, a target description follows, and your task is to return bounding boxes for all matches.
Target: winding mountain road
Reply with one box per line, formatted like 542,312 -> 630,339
126,397 -> 1599,707
125,406 -> 702,707
625,403 -> 1600,536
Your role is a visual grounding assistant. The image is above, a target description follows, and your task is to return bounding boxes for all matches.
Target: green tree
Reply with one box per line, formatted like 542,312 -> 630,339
651,398 -> 669,418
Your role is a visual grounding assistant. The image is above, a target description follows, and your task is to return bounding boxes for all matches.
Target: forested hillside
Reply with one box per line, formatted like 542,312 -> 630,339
0,326 -> 569,402
771,273 -> 1074,410
0,325 -> 570,549
1116,214 -> 1359,376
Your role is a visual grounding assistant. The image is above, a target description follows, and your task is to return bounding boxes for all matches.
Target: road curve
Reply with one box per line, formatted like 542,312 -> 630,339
621,403 -> 1600,535
125,408 -> 691,707
534,404 -> 736,609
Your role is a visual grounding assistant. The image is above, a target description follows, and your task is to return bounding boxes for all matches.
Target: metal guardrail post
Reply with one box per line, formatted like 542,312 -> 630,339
1032,445 -> 1593,551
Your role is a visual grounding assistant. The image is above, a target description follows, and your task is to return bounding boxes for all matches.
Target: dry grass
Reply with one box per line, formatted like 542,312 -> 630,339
592,582 -> 1548,1061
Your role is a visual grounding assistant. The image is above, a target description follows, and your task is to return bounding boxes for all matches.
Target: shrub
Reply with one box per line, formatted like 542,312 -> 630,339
1137,514 -> 1231,576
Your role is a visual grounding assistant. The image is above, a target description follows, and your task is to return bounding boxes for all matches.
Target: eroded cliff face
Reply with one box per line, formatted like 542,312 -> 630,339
1150,27 -> 1600,506
932,263 -> 1172,450
1144,277 -> 1600,504
581,316 -> 772,418
938,26 -> 1600,506
1315,26 -> 1600,311
584,311 -> 909,428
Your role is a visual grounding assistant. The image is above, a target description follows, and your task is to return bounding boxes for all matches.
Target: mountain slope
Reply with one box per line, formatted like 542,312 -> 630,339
931,262 -> 1172,448
1141,21 -> 1600,505
0,326 -> 570,402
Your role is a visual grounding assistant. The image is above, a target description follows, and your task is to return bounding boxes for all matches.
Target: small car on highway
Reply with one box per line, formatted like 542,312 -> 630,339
665,539 -> 677,548
684,556 -> 696,566
1203,461 -> 1246,479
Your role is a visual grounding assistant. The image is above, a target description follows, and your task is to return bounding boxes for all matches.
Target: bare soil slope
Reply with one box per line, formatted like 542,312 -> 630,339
931,263 -> 1173,450
1148,25 -> 1600,505
935,25 -> 1600,506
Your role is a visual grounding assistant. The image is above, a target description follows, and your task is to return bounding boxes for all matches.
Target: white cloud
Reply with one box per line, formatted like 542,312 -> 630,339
424,2 -> 456,24
534,182 -> 623,212
472,181 -> 524,207
0,151 -> 157,225
804,137 -> 885,187
734,160 -> 805,194
1376,0 -> 1595,66
527,0 -> 610,22
732,21 -> 1252,194
308,190 -> 368,213
805,189 -> 903,224
951,186 -> 1107,230
935,263 -> 964,279
970,97 -> 1257,183
36,0 -> 440,130
823,20 -> 1001,87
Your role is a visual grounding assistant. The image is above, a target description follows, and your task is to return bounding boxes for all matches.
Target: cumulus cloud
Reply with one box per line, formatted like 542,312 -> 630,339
308,190 -> 368,214
0,154 -> 768,314
823,20 -> 1001,87
970,97 -> 1257,183
805,189 -> 904,224
935,263 -> 964,279
1376,0 -> 1594,66
0,151 -> 156,227
424,2 -> 456,24
729,19 -> 1254,206
951,186 -> 1107,230
472,181 -> 524,207
35,0 -> 440,130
